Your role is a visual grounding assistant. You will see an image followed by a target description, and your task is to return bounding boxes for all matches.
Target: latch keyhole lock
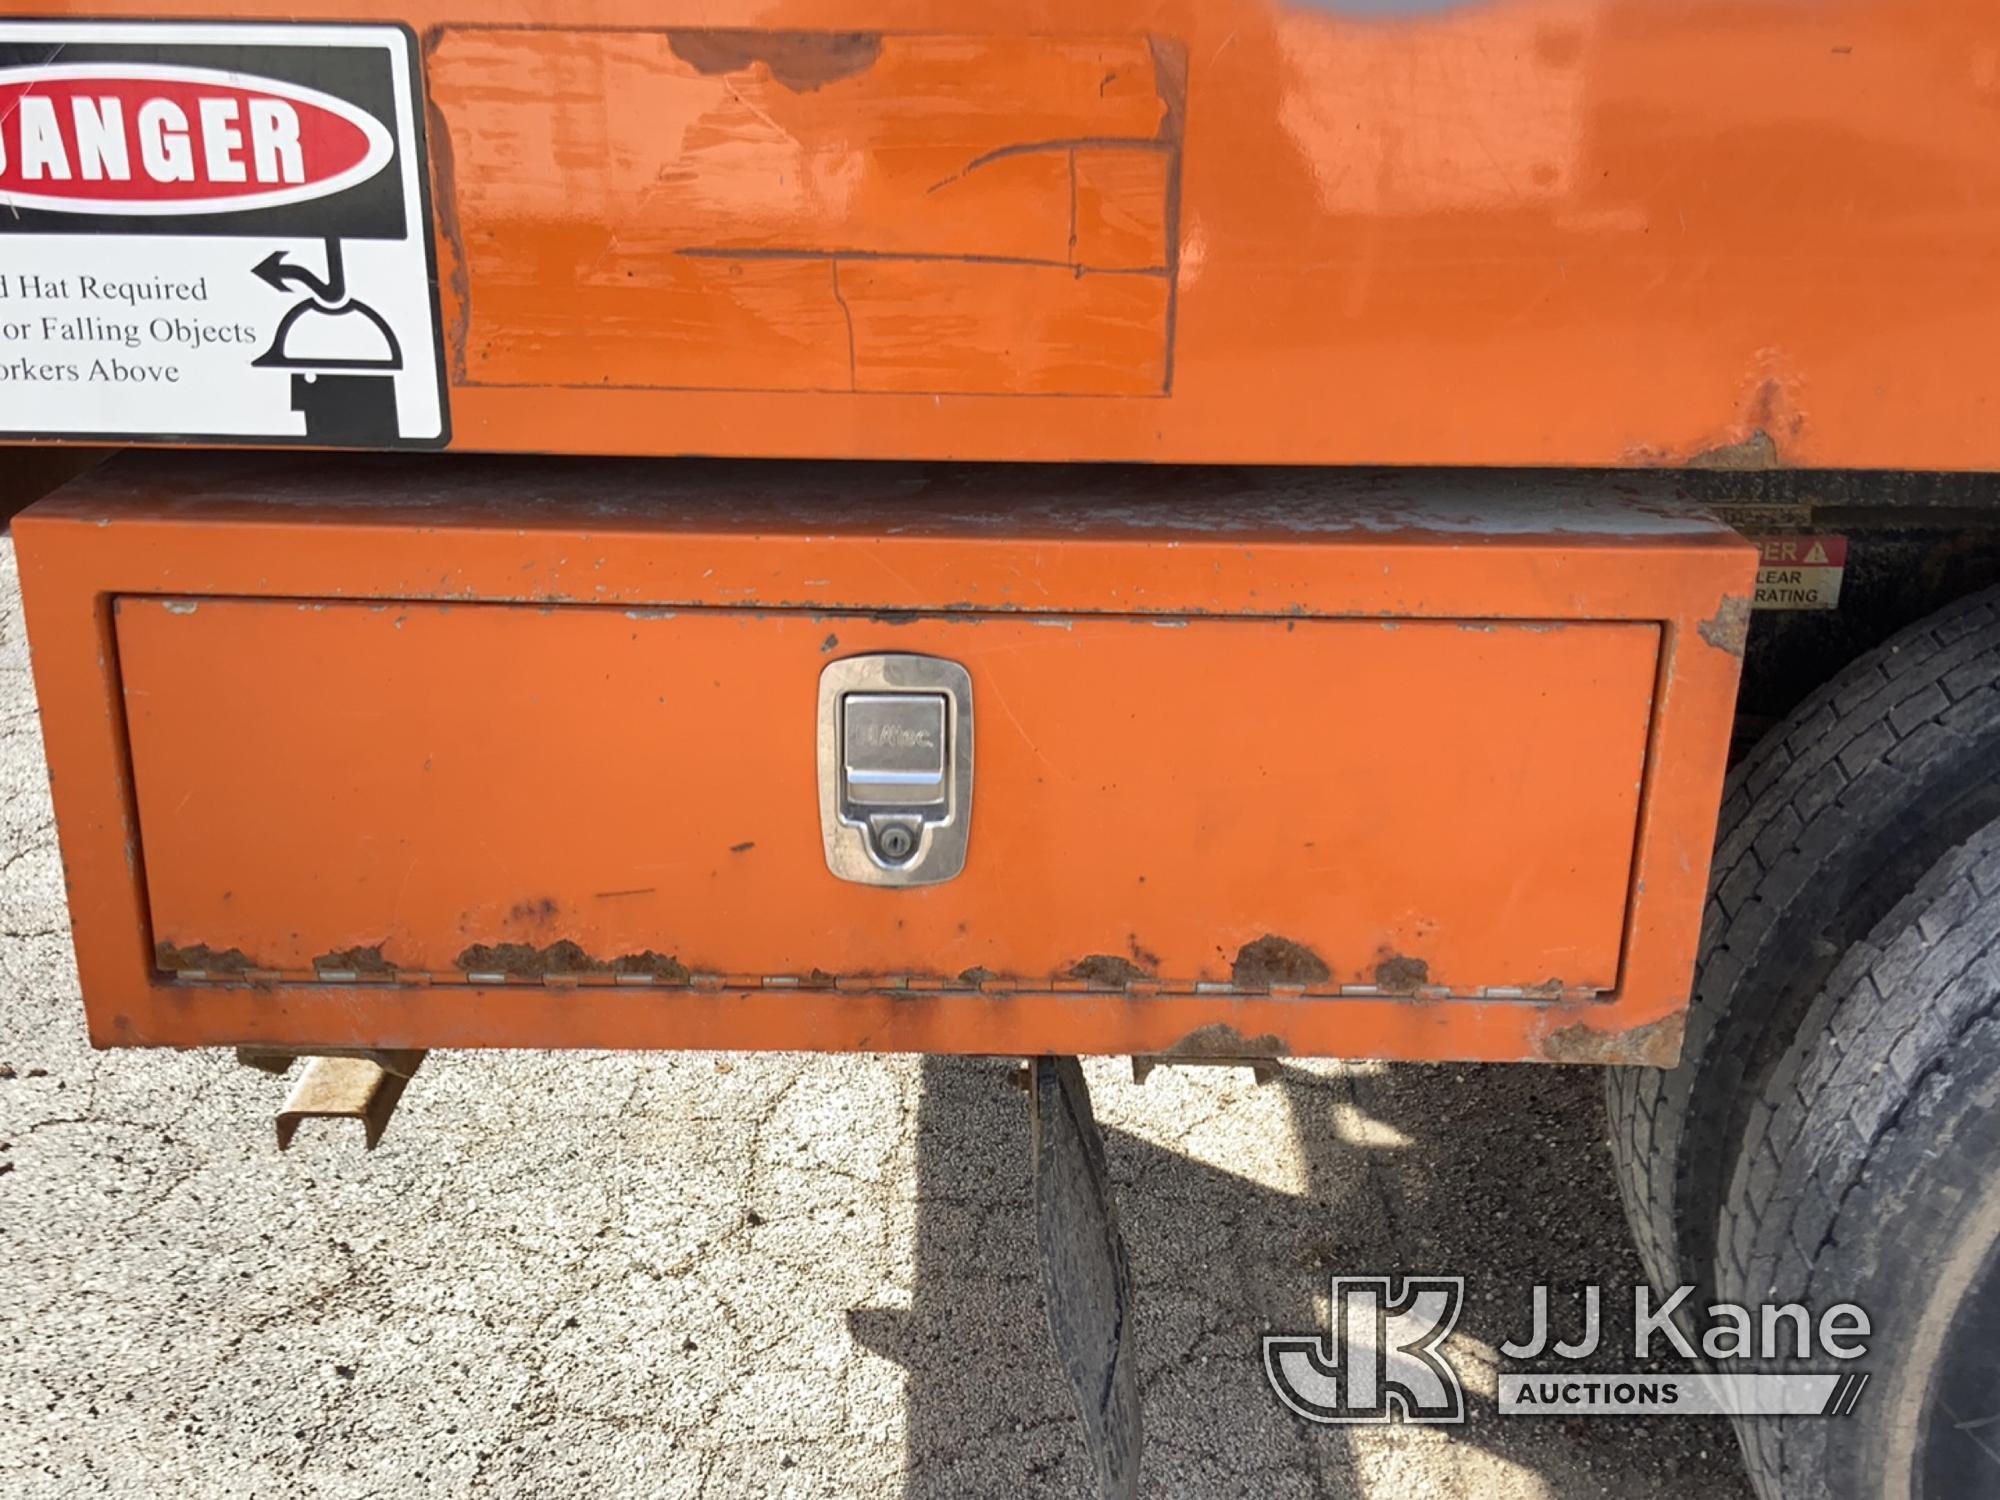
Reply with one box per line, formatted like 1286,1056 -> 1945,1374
817,654 -> 974,887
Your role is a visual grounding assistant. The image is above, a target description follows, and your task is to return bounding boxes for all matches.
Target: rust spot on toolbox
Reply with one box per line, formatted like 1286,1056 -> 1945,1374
454,941 -> 690,981
1697,595 -> 1752,658
1685,429 -> 1780,471
604,950 -> 693,982
312,945 -> 394,976
1231,935 -> 1331,989
155,941 -> 254,974
1068,954 -> 1152,988
1372,953 -> 1430,994
1539,1011 -> 1686,1068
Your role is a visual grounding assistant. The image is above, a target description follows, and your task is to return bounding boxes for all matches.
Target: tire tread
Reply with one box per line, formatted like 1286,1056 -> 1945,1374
1716,822 -> 2000,1497
1607,587 -> 2000,1297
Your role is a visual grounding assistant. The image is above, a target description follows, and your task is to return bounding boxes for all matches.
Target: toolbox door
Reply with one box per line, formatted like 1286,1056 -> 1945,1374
113,598 -> 1657,996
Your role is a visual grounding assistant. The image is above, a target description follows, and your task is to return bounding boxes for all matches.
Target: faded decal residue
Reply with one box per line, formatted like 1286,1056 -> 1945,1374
1276,4 -> 1595,215
429,29 -> 1184,397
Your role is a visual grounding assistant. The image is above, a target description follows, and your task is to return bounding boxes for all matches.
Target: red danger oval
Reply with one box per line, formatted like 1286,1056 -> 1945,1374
0,64 -> 393,214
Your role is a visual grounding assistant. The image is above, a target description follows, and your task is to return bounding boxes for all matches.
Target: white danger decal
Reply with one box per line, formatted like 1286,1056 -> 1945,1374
0,23 -> 445,447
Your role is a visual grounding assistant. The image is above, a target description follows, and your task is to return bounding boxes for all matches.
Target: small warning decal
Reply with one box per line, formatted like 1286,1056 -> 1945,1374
0,22 -> 445,447
1753,535 -> 1847,611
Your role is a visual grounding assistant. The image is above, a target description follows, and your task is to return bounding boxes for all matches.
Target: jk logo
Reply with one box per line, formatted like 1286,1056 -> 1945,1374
1263,1276 -> 1466,1424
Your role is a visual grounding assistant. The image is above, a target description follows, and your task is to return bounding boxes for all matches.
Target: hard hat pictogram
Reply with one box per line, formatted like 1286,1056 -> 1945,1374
250,236 -> 404,443
251,238 -> 403,371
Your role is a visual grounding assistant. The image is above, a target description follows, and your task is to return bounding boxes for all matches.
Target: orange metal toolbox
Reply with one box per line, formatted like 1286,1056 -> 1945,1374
17,456 -> 1753,1066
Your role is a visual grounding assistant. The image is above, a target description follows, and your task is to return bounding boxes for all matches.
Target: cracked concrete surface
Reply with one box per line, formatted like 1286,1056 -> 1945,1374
0,535 -> 1750,1499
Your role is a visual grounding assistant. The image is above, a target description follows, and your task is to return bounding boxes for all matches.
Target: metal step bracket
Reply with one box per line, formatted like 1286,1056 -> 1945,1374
274,1050 -> 427,1150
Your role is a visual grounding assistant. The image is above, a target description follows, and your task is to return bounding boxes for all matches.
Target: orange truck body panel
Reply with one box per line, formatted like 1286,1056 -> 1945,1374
16,458 -> 1754,1064
1,0 -> 1996,468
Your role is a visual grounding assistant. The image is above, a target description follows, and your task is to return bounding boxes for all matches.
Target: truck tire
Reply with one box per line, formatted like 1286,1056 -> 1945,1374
1715,820 -> 2000,1500
1606,585 -> 2000,1302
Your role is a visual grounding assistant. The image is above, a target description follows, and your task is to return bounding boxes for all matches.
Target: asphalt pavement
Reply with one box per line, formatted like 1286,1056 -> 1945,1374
0,533 -> 1751,1499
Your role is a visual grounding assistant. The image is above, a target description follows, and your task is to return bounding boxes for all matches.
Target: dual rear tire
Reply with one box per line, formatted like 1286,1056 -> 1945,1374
1605,586 -> 2000,1499
1717,824 -> 2000,1498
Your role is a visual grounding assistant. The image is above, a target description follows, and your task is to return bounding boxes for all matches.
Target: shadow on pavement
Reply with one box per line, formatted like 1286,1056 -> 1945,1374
854,1055 -> 1750,1499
